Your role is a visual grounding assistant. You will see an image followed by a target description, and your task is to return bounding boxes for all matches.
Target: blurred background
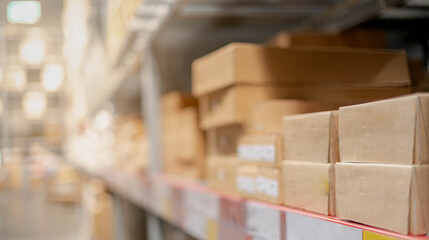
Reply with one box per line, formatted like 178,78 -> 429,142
0,0 -> 428,240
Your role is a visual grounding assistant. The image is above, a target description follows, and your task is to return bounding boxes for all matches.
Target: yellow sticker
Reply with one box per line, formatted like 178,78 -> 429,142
207,219 -> 218,240
363,231 -> 399,240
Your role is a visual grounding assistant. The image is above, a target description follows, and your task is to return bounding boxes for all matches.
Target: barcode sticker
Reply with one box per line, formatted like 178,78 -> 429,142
256,176 -> 279,198
238,144 -> 276,162
237,175 -> 255,194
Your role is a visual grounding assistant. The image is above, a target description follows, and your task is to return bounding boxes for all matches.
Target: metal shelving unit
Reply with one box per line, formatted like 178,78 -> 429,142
67,0 -> 429,239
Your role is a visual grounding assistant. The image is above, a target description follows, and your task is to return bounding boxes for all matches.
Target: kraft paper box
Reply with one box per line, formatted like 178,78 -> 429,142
199,85 -> 410,130
244,99 -> 341,134
236,165 -> 258,199
282,161 -> 334,216
238,133 -> 282,167
207,124 -> 242,156
207,156 -> 238,194
335,163 -> 429,235
255,167 -> 282,204
339,93 -> 429,164
163,105 -> 206,179
266,30 -> 386,49
192,43 -> 410,96
162,91 -> 198,113
283,111 -> 339,163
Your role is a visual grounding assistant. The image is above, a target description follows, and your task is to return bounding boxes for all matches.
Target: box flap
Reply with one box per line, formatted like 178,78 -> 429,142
413,165 -> 429,235
339,94 -> 419,164
329,111 -> 340,163
335,163 -> 413,234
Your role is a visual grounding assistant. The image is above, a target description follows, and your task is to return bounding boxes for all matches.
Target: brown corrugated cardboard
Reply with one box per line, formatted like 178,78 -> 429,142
207,156 -> 238,194
339,93 -> 429,165
199,84 -> 411,129
236,165 -> 258,199
283,111 -> 339,163
162,94 -> 206,179
244,100 -> 341,134
266,30 -> 386,48
255,167 -> 282,204
192,43 -> 410,96
282,161 -> 334,216
237,133 -> 282,167
335,162 -> 429,235
207,124 -> 242,156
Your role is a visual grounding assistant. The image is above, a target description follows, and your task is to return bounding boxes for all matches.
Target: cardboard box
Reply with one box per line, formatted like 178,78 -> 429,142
266,30 -> 386,48
335,163 -> 429,235
238,133 -> 282,167
162,93 -> 206,179
206,124 -> 242,156
282,161 -> 334,216
283,111 -> 339,163
244,100 -> 341,134
236,165 -> 258,199
192,43 -> 410,96
200,84 -> 411,129
255,167 -> 282,204
339,93 -> 429,165
207,156 -> 238,194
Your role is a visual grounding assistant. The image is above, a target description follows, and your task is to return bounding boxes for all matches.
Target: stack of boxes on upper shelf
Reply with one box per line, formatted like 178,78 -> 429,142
179,29 -> 429,236
191,29 -> 411,200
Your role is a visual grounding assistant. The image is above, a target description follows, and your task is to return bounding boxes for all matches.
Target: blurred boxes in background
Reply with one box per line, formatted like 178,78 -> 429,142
83,179 -> 115,240
114,116 -> 149,174
162,91 -> 205,179
207,156 -> 238,194
47,166 -> 82,203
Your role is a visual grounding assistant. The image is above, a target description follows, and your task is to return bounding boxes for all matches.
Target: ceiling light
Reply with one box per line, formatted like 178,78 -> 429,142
23,91 -> 47,120
20,38 -> 45,65
7,1 -> 41,24
41,64 -> 64,92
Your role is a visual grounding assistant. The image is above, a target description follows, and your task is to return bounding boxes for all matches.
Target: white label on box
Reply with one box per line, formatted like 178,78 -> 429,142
237,175 -> 255,194
286,212 -> 362,240
238,144 -> 276,162
256,176 -> 279,198
246,202 -> 281,240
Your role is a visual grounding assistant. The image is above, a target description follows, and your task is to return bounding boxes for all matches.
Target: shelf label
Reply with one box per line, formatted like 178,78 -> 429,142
238,144 -> 276,162
286,212 -> 362,240
256,176 -> 279,198
362,231 -> 398,240
246,202 -> 281,240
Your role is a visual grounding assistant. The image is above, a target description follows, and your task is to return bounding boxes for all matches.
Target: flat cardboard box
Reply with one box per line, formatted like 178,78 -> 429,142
335,163 -> 429,235
255,167 -> 282,204
199,84 -> 411,129
207,156 -> 238,194
339,93 -> 429,164
236,165 -> 258,199
283,111 -> 339,163
192,43 -> 410,96
244,100 -> 341,134
237,133 -> 282,167
206,124 -> 242,156
266,30 -> 386,48
282,161 -> 334,216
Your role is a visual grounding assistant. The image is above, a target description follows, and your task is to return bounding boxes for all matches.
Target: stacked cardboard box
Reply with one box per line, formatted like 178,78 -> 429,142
192,30 -> 410,202
162,91 -> 205,179
236,100 -> 340,204
281,111 -> 339,215
336,93 -> 429,235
